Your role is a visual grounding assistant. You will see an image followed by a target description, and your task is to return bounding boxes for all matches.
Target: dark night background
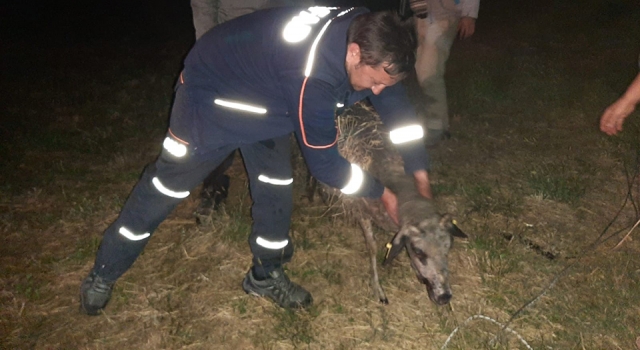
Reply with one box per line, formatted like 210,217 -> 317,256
0,0 -> 394,46
0,0 -> 394,149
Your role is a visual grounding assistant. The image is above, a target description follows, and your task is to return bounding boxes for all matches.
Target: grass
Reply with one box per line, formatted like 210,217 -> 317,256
270,308 -> 317,346
527,164 -> 587,204
71,236 -> 102,262
14,274 -> 41,302
2,0 -> 640,349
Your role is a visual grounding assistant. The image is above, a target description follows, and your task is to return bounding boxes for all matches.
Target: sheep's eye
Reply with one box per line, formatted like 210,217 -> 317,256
412,247 -> 426,257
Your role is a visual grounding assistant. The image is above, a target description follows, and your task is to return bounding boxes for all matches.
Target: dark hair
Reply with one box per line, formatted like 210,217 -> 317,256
347,11 -> 416,79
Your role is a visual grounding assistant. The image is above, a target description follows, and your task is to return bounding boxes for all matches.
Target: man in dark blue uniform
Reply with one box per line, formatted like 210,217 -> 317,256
80,6 -> 433,315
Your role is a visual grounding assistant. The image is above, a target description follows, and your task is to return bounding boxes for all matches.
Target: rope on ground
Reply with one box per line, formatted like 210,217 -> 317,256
440,314 -> 533,350
442,147 -> 640,349
612,217 -> 640,250
490,151 -> 640,337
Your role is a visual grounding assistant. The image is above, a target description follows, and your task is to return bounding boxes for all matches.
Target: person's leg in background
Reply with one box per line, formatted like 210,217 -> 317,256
189,0 -> 246,224
195,153 -> 234,223
414,14 -> 459,146
190,0 -> 287,222
191,0 -> 219,40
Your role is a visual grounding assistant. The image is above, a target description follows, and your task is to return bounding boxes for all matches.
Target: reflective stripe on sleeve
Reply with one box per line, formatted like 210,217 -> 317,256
256,237 -> 289,250
389,124 -> 424,144
340,163 -> 364,195
152,177 -> 190,199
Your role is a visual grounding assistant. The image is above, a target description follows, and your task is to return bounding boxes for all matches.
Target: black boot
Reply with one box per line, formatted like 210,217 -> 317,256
195,174 -> 230,223
80,271 -> 114,316
195,154 -> 234,225
242,267 -> 313,309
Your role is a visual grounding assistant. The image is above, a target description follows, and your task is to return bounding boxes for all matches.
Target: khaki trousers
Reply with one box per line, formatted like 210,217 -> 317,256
414,14 -> 459,131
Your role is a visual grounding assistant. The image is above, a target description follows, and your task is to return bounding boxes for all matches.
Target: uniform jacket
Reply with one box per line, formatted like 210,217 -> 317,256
177,6 -> 429,198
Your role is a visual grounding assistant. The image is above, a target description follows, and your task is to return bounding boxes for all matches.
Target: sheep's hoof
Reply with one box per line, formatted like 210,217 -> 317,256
379,297 -> 389,305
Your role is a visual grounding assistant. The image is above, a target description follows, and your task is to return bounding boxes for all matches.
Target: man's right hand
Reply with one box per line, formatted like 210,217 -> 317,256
600,97 -> 635,135
457,17 -> 476,39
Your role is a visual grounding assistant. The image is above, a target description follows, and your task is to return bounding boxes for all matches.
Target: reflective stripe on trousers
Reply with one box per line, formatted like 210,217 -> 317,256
241,136 -> 295,273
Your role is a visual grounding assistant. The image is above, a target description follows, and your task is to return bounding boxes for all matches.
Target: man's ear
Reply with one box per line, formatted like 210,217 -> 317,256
346,42 -> 361,65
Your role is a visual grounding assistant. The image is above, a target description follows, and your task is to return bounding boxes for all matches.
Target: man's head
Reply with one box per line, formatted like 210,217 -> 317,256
346,11 -> 416,95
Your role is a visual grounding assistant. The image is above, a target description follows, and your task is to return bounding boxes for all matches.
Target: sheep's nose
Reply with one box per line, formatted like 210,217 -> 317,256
437,293 -> 452,305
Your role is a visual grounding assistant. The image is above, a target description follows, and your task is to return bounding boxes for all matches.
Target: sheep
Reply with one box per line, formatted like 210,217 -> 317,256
200,100 -> 466,305
315,101 -> 467,305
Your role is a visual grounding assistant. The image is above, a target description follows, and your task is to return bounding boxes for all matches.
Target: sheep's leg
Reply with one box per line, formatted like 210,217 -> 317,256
359,218 -> 388,304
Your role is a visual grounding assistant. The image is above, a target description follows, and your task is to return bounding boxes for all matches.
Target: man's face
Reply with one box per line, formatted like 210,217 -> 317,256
345,43 -> 401,95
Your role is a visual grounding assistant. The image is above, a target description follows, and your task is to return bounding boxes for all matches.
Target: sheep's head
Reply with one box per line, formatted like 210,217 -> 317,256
383,214 -> 466,305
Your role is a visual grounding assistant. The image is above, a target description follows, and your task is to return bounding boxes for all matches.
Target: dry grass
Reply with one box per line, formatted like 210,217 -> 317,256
335,102 -> 386,168
2,0 -> 640,349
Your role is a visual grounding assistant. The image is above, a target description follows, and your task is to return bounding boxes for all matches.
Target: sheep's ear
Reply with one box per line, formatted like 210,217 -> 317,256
383,226 -> 412,266
440,214 -> 468,239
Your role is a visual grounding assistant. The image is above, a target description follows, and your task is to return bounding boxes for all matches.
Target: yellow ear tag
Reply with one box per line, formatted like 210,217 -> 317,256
452,219 -> 458,226
385,242 -> 393,260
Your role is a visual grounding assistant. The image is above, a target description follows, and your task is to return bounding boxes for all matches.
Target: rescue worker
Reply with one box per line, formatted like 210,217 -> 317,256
80,6 -> 433,315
